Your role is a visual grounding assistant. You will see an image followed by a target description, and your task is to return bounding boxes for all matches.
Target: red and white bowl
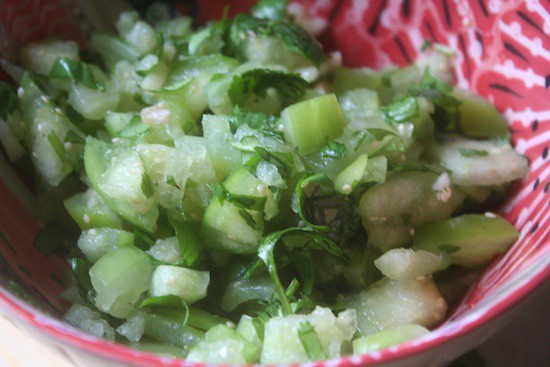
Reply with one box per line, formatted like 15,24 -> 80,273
0,0 -> 549,366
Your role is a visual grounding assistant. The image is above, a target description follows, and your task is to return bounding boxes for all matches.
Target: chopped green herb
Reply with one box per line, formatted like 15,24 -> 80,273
49,58 -> 105,91
459,148 -> 489,157
297,321 -> 327,360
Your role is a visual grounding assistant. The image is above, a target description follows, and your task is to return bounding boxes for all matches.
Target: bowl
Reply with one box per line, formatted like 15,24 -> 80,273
0,0 -> 549,366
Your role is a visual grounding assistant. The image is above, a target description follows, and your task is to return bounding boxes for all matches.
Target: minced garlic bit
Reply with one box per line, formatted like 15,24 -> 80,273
225,321 -> 236,329
82,214 -> 91,224
17,87 -> 25,98
484,212 -> 497,218
277,124 -> 285,132
141,103 -> 172,126
433,172 -> 452,202
40,95 -> 50,103
64,142 -> 73,151
432,172 -> 451,192
341,184 -> 352,194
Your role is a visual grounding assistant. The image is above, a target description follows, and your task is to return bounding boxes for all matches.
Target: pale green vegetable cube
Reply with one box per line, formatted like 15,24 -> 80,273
90,247 -> 153,318
353,324 -> 429,354
149,265 -> 209,304
77,228 -> 134,262
261,307 -> 357,364
343,277 -> 447,335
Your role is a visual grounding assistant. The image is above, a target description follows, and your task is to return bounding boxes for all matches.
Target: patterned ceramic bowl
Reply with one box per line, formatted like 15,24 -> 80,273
0,1 -> 548,366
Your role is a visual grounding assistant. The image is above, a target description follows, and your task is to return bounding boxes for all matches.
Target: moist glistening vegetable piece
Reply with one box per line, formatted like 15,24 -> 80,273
0,0 -> 528,363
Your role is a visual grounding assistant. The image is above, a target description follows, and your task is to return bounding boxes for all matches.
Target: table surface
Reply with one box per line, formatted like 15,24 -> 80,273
0,283 -> 549,367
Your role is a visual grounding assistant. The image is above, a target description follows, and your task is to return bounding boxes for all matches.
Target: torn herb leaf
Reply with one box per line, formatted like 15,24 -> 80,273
228,68 -> 309,107
49,58 -> 105,91
0,82 -> 18,120
298,321 -> 327,361
459,148 -> 489,157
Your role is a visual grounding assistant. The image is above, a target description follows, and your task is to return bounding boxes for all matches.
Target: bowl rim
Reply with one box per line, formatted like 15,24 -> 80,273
0,244 -> 548,367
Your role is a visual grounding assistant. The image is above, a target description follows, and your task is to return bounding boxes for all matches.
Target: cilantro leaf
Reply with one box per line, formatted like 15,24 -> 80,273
49,58 -> 105,91
0,82 -> 18,120
270,20 -> 325,65
228,68 -> 309,106
139,295 -> 189,313
255,146 -> 299,179
253,0 -> 288,20
298,321 -> 327,361
382,96 -> 419,123
170,219 -> 207,269
257,227 -> 345,315
227,15 -> 325,65
209,183 -> 267,211
295,174 -> 360,244
318,142 -> 348,160
459,148 -> 489,158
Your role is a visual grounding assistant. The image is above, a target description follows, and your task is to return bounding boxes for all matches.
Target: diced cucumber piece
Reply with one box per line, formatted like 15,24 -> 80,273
363,156 -> 387,184
64,188 -> 123,230
105,111 -> 140,137
3,110 -> 26,141
236,315 -> 263,353
19,73 -> 85,186
374,248 -> 451,281
149,265 -> 209,304
19,41 -> 79,75
167,54 -> 239,87
175,136 -> 218,184
64,304 -> 115,341
388,65 -> 422,96
338,88 -> 380,121
0,118 -> 25,161
415,45 -> 454,84
77,228 -> 134,263
334,154 -> 369,194
261,307 -> 357,364
90,33 -> 140,67
413,214 -> 519,268
224,167 -> 279,219
428,136 -> 528,187
116,11 -> 157,56
202,115 -> 241,180
140,61 -> 169,91
454,89 -> 510,138
281,94 -> 345,154
344,277 -> 447,335
155,17 -> 192,39
241,36 -> 310,70
332,67 -> 383,94
412,97 -> 435,140
187,324 -> 259,364
117,310 -> 146,342
146,237 -> 182,264
68,80 -> 119,120
359,171 -> 464,251
137,144 -> 192,209
221,276 -> 274,312
353,324 -> 429,354
143,308 -> 203,348
84,137 -> 159,232
201,197 -> 264,254
90,247 -> 153,318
